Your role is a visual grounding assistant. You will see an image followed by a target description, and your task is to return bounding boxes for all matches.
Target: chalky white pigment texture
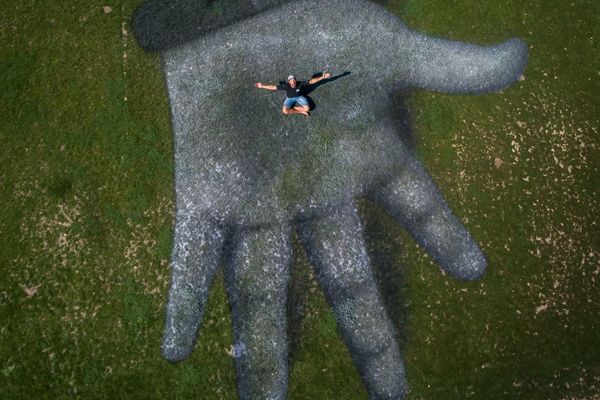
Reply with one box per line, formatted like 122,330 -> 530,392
132,0 -> 528,398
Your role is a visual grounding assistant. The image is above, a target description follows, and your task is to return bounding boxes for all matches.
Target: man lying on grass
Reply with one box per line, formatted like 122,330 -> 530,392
255,72 -> 331,116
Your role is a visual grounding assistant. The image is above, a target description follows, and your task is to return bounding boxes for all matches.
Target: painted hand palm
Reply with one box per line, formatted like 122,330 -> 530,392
133,0 -> 527,398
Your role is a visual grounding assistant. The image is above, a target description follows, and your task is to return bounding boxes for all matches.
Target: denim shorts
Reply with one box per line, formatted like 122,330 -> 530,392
283,95 -> 308,108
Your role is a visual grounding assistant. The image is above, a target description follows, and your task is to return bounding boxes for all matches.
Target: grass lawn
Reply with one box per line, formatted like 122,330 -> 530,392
1,0 -> 599,398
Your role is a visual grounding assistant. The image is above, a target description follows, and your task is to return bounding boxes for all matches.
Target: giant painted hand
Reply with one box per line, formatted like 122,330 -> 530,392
132,0 -> 528,398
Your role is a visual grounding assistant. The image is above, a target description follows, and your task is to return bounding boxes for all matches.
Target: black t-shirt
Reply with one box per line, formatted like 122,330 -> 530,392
276,80 -> 308,97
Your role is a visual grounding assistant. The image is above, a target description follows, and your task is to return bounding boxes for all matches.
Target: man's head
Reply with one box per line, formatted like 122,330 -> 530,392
287,74 -> 296,87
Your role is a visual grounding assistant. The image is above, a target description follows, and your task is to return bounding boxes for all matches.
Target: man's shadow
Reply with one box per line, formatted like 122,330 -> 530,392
279,71 -> 352,112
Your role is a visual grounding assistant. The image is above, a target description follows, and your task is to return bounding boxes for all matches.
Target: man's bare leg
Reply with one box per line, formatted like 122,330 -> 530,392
294,105 -> 310,116
293,105 -> 310,113
282,107 -> 309,116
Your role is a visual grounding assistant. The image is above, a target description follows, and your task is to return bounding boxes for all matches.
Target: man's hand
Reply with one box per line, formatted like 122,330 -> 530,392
323,71 -> 331,79
255,82 -> 263,88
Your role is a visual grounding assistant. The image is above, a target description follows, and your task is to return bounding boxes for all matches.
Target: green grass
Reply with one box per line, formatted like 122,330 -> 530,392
1,0 -> 599,399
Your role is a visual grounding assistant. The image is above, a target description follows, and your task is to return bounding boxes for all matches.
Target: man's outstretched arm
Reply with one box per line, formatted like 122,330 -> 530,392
308,71 -> 331,85
255,82 -> 278,90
